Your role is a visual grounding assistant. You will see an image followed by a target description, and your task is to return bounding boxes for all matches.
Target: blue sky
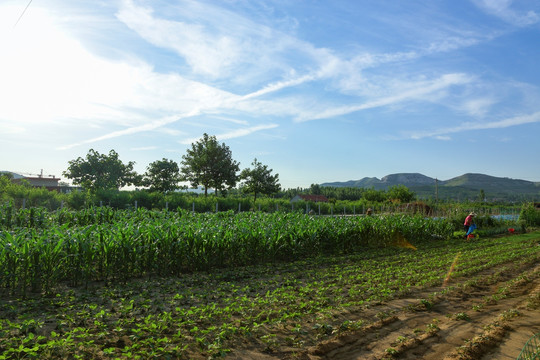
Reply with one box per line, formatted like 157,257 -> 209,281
1,0 -> 540,189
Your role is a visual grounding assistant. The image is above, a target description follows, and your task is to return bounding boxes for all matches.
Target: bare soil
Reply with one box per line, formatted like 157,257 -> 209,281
231,260 -> 540,360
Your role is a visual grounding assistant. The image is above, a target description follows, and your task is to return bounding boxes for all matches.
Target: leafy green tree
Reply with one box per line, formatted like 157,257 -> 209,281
310,183 -> 322,195
143,158 -> 184,193
240,158 -> 281,202
0,171 -> 14,180
362,188 -> 387,202
386,185 -> 415,203
180,133 -> 240,197
63,149 -> 140,192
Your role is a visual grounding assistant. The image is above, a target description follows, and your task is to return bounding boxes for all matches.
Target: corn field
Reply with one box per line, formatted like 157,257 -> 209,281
2,205 -> 455,295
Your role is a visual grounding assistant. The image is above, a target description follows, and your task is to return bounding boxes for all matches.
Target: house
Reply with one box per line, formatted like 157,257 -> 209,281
290,194 -> 329,203
4,170 -> 61,192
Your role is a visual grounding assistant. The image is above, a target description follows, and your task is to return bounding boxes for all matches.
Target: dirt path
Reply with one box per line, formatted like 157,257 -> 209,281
293,262 -> 540,360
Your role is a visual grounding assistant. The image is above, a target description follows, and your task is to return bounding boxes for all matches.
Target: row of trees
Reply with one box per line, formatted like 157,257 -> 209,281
63,134 -> 280,201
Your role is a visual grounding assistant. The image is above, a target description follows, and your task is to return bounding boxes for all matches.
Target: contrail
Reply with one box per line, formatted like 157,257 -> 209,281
14,0 -> 33,28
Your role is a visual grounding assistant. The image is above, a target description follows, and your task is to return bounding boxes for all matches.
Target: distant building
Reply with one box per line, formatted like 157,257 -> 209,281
2,170 -> 69,192
290,194 -> 329,203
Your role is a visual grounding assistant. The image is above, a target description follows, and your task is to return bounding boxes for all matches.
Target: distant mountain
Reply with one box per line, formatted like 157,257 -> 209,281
322,173 -> 437,190
321,173 -> 540,201
381,173 -> 435,186
323,177 -> 384,189
442,173 -> 537,191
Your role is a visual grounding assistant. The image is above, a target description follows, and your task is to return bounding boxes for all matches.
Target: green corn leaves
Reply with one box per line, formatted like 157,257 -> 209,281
1,207 -> 454,294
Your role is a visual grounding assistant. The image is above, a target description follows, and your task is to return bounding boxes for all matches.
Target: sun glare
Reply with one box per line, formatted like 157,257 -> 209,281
0,5 -> 139,126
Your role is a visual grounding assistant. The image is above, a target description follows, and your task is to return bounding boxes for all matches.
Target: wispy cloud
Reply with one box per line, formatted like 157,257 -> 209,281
179,124 -> 279,145
240,74 -> 318,100
295,73 -> 472,122
472,0 -> 540,26
461,97 -> 497,117
58,112 -> 200,150
117,0 -> 240,77
4,0 -> 536,154
407,110 -> 540,139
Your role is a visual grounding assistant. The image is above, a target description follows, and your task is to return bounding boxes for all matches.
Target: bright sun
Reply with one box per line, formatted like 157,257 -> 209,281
0,4 -> 137,128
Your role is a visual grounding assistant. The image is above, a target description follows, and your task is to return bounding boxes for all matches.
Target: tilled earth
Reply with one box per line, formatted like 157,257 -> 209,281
232,261 -> 540,360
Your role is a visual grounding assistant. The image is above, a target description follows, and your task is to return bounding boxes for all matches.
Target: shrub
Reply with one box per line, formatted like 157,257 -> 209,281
519,202 -> 540,227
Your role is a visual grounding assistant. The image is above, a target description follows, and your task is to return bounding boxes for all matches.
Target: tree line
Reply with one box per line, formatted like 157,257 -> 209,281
63,133 -> 280,201
2,132 -> 421,209
62,133 -> 416,204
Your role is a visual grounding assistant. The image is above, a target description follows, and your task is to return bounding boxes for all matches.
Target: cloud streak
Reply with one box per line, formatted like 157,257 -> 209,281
294,73 -> 472,122
179,123 -> 279,145
473,0 -> 539,26
408,111 -> 540,140
58,112 -> 200,150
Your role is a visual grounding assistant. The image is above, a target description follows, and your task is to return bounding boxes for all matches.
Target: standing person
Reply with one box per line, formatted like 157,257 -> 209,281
464,212 -> 476,236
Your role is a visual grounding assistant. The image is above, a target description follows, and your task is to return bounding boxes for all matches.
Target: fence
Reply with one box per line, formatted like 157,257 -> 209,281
3,198 -> 522,219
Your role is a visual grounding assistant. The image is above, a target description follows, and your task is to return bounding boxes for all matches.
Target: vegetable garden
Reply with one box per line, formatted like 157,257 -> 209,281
1,205 -> 539,359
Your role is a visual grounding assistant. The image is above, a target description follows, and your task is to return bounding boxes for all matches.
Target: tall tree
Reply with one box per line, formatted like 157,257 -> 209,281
63,149 -> 140,192
180,133 -> 240,197
386,185 -> 415,203
240,158 -> 280,202
143,158 -> 183,193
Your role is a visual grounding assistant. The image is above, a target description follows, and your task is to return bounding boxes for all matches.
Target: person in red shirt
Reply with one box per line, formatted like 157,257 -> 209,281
464,212 -> 476,234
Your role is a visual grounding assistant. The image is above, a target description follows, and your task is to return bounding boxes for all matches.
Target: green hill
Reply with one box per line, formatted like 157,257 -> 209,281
321,173 -> 540,202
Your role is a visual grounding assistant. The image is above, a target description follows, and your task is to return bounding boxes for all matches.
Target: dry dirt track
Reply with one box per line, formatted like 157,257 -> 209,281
232,260 -> 540,360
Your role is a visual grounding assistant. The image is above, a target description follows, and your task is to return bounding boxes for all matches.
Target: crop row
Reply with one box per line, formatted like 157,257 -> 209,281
0,208 -> 455,295
1,232 -> 539,359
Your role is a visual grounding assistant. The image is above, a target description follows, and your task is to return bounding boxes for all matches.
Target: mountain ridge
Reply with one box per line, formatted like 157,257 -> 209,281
321,173 -> 540,201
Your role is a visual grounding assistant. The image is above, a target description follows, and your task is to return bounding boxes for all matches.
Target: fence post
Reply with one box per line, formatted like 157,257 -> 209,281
192,202 -> 195,213
165,202 -> 168,210
134,201 -> 137,210
216,202 -> 218,213
238,203 -> 241,213
61,201 -> 64,209
331,205 -> 333,216
100,201 -> 103,207
23,198 -> 26,209
318,203 -> 321,215
259,204 -> 261,212
306,203 -> 309,214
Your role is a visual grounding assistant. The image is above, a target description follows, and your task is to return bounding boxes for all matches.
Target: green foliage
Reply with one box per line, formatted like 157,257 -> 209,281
180,133 -> 240,197
240,158 -> 280,202
143,158 -> 183,193
0,222 -> 538,358
0,175 -> 66,209
361,188 -> 388,202
63,149 -> 140,192
0,208 -> 455,294
519,202 -> 540,227
387,185 -> 415,203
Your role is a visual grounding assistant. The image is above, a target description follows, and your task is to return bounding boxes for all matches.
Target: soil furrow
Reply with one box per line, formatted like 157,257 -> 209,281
294,262 -> 540,360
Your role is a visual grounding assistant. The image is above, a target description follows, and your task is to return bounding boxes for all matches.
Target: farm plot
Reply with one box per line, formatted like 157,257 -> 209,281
0,209 -> 453,294
1,211 -> 539,360
0,209 -> 540,359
